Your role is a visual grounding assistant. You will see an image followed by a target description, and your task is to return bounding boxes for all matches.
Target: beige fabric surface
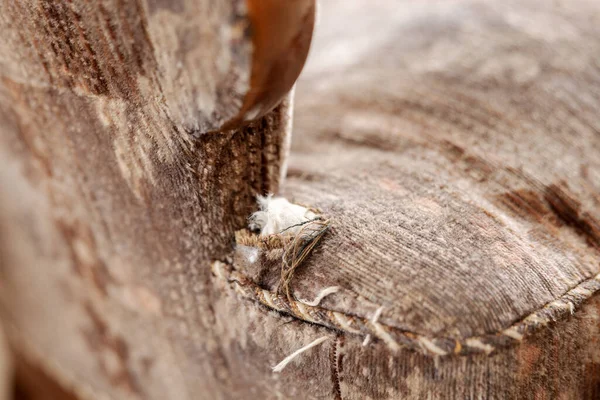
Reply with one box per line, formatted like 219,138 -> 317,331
283,0 -> 600,340
227,0 -> 600,398
0,0 -> 599,399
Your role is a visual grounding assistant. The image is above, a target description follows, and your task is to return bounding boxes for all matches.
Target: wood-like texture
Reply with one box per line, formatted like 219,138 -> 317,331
284,0 -> 600,340
1,0 -> 600,400
0,324 -> 10,400
227,0 -> 600,398
0,0 -> 301,399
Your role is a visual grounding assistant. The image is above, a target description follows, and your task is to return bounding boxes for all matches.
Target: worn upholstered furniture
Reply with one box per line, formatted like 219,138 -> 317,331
1,0 -> 599,399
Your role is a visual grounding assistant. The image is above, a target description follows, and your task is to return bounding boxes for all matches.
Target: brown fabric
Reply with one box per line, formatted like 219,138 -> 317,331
209,264 -> 600,400
0,1 -> 293,398
1,0 -> 599,399
279,0 -> 600,340
226,0 -> 600,398
0,324 -> 10,400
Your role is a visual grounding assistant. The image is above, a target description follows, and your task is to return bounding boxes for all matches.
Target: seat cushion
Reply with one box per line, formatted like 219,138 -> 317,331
229,0 -> 600,351
218,0 -> 600,398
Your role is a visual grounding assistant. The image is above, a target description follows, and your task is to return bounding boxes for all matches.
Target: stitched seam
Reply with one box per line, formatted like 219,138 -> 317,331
212,260 -> 600,356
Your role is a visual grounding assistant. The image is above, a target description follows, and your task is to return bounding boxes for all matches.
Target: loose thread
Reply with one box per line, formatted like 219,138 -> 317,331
298,286 -> 340,307
277,217 -> 323,235
362,335 -> 371,346
372,306 -> 384,323
362,306 -> 384,347
369,305 -> 401,351
279,219 -> 331,303
272,336 -> 330,373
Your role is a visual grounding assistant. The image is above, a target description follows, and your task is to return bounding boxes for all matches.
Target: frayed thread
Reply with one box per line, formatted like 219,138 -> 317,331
369,306 -> 401,351
242,196 -> 332,304
279,218 -> 331,302
362,306 -> 384,347
362,335 -> 371,346
272,336 -> 330,373
298,286 -> 340,307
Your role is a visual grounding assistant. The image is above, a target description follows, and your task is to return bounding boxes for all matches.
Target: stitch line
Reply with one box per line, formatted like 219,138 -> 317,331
211,261 -> 600,357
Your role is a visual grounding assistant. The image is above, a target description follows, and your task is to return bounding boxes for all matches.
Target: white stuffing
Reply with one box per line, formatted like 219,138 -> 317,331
249,195 -> 317,236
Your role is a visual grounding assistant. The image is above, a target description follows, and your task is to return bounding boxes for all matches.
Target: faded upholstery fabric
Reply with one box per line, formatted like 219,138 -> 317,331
224,0 -> 600,398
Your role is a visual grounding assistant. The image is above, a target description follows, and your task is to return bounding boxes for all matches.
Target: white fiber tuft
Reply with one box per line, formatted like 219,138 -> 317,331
249,195 -> 317,236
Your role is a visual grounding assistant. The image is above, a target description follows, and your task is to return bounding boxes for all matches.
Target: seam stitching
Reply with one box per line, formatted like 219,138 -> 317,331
212,260 -> 600,357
